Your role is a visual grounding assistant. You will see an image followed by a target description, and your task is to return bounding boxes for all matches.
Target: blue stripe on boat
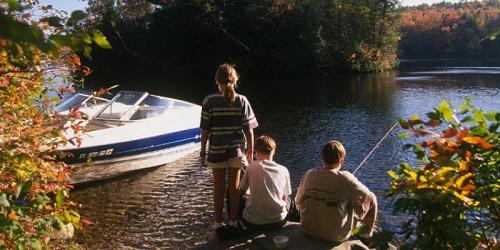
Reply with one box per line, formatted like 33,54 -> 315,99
63,128 -> 201,163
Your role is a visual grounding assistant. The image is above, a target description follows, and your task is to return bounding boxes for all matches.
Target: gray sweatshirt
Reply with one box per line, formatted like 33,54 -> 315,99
295,168 -> 377,242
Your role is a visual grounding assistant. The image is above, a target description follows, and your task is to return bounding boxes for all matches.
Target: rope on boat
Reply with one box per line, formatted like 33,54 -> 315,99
352,122 -> 399,175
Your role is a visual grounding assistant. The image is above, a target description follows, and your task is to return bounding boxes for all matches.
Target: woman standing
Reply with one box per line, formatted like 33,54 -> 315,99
200,64 -> 258,233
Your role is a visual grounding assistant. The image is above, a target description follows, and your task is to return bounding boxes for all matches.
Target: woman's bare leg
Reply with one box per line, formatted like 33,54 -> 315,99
212,168 -> 226,224
228,167 -> 241,222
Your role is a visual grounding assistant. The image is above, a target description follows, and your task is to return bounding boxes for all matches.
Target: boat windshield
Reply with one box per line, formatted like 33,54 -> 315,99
129,95 -> 172,120
94,91 -> 148,120
55,93 -> 109,112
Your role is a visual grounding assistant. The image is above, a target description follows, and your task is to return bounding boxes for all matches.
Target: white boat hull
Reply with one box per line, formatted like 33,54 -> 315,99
69,142 -> 200,184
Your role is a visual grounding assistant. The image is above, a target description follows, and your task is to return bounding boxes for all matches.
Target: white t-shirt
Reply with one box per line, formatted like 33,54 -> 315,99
240,160 -> 292,224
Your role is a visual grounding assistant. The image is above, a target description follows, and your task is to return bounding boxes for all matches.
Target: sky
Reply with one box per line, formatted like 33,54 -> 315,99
38,0 -> 87,13
401,0 -> 463,6
40,0 -> 466,13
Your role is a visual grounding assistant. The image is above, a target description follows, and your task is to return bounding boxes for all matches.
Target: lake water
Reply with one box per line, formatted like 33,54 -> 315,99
72,60 -> 500,249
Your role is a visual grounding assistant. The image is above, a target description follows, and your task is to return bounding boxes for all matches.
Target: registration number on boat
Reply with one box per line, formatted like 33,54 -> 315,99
78,148 -> 114,159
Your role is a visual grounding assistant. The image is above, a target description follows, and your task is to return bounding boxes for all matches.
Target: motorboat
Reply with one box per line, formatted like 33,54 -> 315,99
56,90 -> 201,184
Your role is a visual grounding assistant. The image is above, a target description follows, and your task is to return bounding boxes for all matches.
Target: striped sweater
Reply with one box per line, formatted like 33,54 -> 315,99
200,93 -> 258,162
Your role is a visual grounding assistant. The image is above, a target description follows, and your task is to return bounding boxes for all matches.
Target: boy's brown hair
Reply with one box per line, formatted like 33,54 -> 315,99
321,140 -> 346,165
255,135 -> 276,154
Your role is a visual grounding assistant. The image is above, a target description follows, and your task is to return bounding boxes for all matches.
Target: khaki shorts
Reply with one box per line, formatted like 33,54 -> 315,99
207,156 -> 248,169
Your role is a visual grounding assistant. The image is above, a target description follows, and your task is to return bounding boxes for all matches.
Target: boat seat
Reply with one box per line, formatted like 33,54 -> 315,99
87,119 -> 122,131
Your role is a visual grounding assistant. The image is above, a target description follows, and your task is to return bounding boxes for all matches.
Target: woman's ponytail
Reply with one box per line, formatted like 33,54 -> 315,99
224,83 -> 236,104
215,64 -> 239,105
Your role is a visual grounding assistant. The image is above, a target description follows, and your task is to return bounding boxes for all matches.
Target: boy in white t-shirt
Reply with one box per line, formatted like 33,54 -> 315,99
239,135 -> 292,229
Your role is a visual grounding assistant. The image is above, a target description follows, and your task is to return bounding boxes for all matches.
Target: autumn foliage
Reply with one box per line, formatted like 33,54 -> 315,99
0,1 -> 110,248
399,1 -> 500,58
388,98 -> 499,249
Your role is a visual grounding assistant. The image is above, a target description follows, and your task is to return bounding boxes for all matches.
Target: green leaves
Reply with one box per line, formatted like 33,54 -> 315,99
81,32 -> 92,44
352,225 -> 370,236
473,109 -> 487,128
388,98 -> 499,249
438,100 -> 453,122
51,34 -> 72,47
92,30 -> 112,49
15,180 -> 32,200
0,13 -> 44,46
0,193 -> 10,207
399,132 -> 409,139
309,0 -> 400,72
68,10 -> 86,26
6,0 -> 22,11
458,97 -> 472,114
56,189 -> 64,207
387,170 -> 398,180
40,16 -> 63,28
30,238 -> 42,250
0,2 -> 106,248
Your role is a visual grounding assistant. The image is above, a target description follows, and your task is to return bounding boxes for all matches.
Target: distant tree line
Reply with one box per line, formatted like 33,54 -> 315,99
85,0 -> 399,75
399,0 -> 500,59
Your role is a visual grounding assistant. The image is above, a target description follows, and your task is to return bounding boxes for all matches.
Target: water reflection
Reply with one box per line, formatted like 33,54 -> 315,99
74,156 -> 214,249
410,67 -> 500,74
74,63 -> 500,248
395,76 -> 433,81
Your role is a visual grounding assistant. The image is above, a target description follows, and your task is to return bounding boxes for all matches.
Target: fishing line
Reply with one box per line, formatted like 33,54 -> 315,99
114,28 -> 139,56
352,122 -> 399,175
218,0 -> 251,51
219,25 -> 251,51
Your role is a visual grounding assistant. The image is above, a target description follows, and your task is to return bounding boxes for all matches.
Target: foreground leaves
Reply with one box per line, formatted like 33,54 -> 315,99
0,0 -> 110,248
388,98 -> 499,249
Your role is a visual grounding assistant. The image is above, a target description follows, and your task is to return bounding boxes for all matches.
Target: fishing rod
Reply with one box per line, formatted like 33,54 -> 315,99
289,122 -> 399,195
352,122 -> 399,175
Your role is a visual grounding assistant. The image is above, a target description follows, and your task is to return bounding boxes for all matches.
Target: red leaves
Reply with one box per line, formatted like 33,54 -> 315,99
95,87 -> 110,97
400,119 -> 423,129
425,119 -> 442,127
458,161 -> 469,172
462,137 -> 483,144
442,127 -> 458,138
410,128 -> 440,137
56,84 -> 76,98
70,124 -> 86,134
0,75 -> 10,87
25,226 -> 37,237
69,54 -> 81,66
462,137 -> 495,150
8,211 -> 17,221
81,66 -> 92,77
420,140 -> 435,148
391,99 -> 498,249
57,172 -> 68,182
0,6 -> 98,247
42,183 -> 58,193
456,128 -> 469,143
465,151 -> 472,162
81,218 -> 94,226
93,85 -> 118,98
76,137 -> 82,148
68,137 -> 82,148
